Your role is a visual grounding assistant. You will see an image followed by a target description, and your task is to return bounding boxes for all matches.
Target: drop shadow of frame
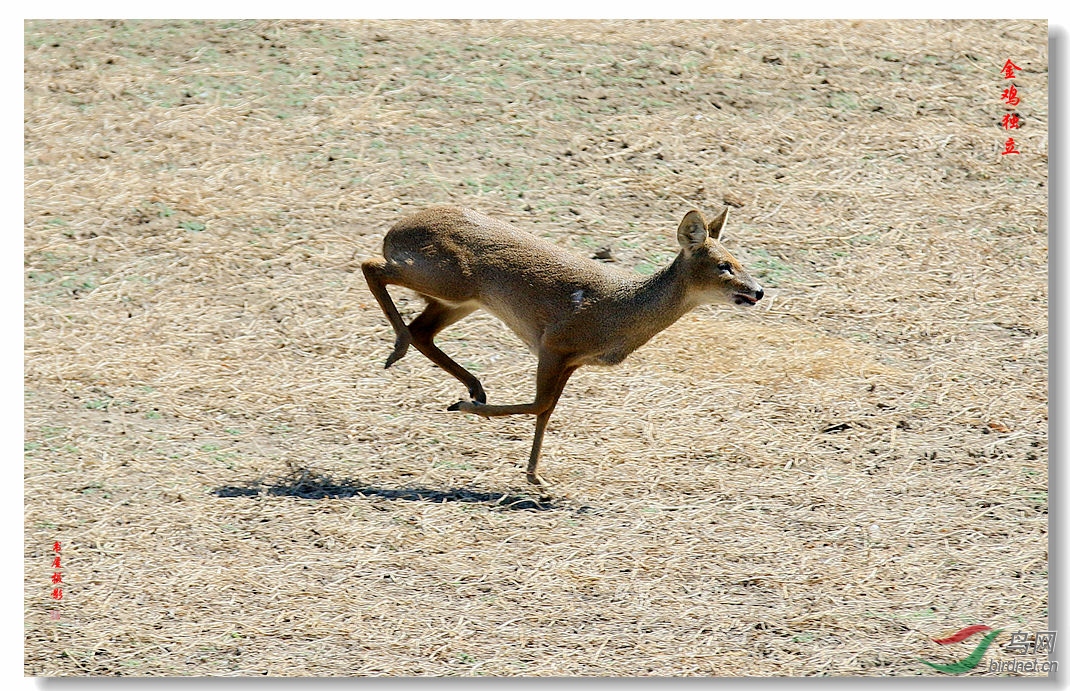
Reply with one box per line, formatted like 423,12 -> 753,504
213,466 -> 561,512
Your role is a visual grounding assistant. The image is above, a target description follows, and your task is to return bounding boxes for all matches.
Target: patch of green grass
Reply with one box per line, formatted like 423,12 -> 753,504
179,221 -> 206,232
846,233 -> 879,246
61,275 -> 98,293
748,248 -> 793,286
213,451 -> 238,469
145,410 -> 162,419
902,607 -> 938,620
434,461 -> 474,470
40,426 -> 67,439
1022,491 -> 1047,504
31,251 -> 66,269
864,607 -> 936,622
84,399 -> 110,410
79,482 -> 109,498
828,92 -> 860,111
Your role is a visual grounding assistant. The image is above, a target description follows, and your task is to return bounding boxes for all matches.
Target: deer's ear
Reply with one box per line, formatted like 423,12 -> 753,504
706,207 -> 729,240
677,210 -> 708,249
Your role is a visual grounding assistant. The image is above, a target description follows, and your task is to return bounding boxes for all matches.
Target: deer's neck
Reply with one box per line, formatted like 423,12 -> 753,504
599,253 -> 696,362
632,251 -> 696,324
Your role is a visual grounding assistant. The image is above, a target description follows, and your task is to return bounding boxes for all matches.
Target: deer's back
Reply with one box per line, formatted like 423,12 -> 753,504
384,206 -> 620,295
382,206 -> 623,349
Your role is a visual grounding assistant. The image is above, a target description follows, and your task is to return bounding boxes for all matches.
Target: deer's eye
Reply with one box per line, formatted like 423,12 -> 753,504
717,262 -> 733,274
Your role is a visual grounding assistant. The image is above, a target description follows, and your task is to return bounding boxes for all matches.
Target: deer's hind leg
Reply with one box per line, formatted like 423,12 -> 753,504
361,257 -> 412,368
408,298 -> 485,403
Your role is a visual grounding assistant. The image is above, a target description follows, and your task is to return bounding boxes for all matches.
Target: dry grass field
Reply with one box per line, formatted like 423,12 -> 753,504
24,20 -> 1048,676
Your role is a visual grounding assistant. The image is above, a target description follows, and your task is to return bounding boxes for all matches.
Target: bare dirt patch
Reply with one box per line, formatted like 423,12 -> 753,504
25,20 -> 1047,676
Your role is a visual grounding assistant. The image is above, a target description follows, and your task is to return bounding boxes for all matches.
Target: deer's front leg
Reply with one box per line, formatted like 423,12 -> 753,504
525,365 -> 578,486
447,352 -> 570,418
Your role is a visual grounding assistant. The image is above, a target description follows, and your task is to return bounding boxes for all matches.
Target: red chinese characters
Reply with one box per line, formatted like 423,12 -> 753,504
50,541 -> 63,603
1001,84 -> 1021,107
999,59 -> 1023,155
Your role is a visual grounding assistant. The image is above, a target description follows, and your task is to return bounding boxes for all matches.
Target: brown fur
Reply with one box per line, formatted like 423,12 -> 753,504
362,206 -> 763,486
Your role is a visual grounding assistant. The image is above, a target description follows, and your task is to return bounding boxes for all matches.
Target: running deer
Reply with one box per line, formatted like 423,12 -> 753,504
362,206 -> 764,486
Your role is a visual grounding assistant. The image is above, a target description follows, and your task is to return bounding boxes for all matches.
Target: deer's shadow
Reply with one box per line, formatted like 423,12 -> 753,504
214,467 -> 561,512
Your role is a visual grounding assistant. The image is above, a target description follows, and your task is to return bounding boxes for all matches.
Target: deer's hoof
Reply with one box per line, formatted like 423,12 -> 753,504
449,400 -> 487,415
527,472 -> 550,487
384,341 -> 410,369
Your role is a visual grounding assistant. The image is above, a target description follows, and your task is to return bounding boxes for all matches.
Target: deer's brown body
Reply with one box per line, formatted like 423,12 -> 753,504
362,205 -> 763,486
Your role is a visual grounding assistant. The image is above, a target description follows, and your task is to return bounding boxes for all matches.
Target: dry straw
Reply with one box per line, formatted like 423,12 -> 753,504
26,20 -> 1046,676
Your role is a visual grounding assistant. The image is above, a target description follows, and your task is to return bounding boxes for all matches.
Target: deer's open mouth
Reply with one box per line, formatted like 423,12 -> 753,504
733,293 -> 758,306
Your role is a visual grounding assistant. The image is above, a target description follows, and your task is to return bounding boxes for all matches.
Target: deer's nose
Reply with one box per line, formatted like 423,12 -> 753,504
755,287 -> 764,301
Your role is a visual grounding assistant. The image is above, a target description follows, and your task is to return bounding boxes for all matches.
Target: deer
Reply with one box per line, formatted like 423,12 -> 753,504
361,206 -> 764,487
